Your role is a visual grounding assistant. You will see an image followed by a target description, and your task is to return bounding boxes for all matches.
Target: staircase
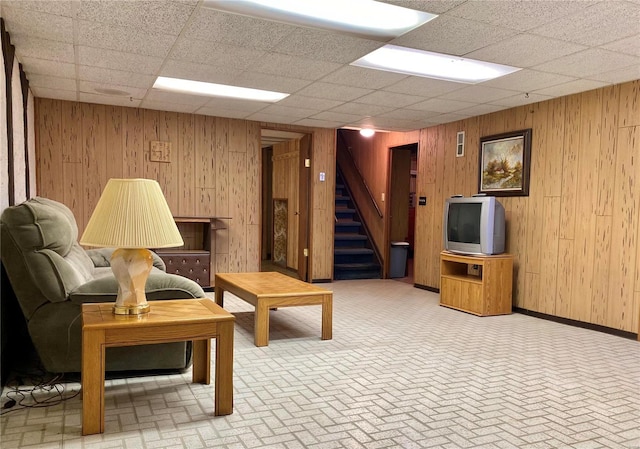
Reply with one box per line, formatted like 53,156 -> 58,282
334,172 -> 381,280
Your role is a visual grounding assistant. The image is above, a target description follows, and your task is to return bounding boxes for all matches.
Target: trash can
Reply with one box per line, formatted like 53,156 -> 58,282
389,241 -> 410,278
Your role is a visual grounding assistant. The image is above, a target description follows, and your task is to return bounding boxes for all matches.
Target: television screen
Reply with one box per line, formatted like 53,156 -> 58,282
448,203 -> 481,244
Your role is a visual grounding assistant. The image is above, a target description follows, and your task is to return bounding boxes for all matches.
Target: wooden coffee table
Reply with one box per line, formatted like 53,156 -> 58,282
215,272 -> 332,347
81,299 -> 235,435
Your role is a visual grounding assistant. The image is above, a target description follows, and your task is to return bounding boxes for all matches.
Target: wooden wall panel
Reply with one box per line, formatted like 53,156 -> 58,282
349,81 -> 638,332
36,101 -> 304,286
607,125 -> 638,330
597,85 -> 619,215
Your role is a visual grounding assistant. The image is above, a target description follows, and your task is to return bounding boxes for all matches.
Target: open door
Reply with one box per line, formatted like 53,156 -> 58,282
387,143 -> 414,278
297,134 -> 311,281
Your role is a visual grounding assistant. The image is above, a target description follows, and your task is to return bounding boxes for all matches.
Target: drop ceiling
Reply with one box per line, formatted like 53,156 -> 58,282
2,0 -> 639,132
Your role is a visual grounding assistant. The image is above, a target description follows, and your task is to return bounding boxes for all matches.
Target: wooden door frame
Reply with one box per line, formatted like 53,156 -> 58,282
297,134 -> 311,281
385,142 -> 417,278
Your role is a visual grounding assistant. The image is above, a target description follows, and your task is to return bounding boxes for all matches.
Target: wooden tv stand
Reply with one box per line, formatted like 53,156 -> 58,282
440,251 -> 513,316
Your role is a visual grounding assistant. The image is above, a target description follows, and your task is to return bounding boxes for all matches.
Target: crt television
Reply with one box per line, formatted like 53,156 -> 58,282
443,195 -> 506,255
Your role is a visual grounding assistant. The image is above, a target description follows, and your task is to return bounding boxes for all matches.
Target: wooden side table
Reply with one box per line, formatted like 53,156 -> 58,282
81,299 -> 235,435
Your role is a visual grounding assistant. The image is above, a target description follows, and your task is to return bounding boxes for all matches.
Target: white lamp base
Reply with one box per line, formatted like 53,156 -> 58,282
110,248 -> 153,315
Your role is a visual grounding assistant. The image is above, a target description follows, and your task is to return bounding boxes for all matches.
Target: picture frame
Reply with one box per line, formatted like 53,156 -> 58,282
478,128 -> 532,197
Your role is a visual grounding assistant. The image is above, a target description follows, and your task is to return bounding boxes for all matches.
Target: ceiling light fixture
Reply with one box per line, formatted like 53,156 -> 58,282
153,76 -> 289,102
359,129 -> 375,137
202,0 -> 437,41
352,45 -> 521,83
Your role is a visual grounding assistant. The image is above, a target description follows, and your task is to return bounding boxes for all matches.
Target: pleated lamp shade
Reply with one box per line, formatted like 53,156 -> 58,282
80,178 -> 183,249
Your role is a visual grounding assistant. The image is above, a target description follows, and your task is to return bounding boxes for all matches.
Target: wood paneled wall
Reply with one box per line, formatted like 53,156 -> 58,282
272,139 -> 300,269
34,99 -> 335,282
348,80 -> 640,333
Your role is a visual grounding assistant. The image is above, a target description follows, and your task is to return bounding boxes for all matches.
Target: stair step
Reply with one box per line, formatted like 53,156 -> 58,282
334,262 -> 380,270
335,195 -> 351,202
335,233 -> 367,241
335,248 -> 373,256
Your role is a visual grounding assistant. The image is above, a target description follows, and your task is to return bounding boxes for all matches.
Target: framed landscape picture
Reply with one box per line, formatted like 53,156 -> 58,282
478,129 -> 532,196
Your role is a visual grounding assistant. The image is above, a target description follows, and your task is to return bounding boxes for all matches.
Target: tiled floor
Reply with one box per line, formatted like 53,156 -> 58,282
1,279 -> 639,449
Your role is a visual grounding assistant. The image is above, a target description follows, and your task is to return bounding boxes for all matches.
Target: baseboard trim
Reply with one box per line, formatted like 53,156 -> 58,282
312,278 -> 332,284
414,283 -> 439,293
514,308 -> 638,340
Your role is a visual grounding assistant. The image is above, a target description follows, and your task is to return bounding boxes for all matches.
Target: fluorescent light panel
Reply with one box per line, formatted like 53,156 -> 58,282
352,45 -> 521,83
202,0 -> 437,41
153,77 -> 289,102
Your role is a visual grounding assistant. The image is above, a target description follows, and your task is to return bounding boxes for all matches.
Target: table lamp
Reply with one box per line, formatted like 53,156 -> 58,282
80,178 -> 183,315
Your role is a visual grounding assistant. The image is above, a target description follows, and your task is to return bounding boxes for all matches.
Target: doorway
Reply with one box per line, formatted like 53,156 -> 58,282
260,129 -> 311,281
388,142 -> 418,283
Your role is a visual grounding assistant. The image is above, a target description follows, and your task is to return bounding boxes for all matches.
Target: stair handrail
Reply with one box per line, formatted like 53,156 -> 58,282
337,133 -> 383,218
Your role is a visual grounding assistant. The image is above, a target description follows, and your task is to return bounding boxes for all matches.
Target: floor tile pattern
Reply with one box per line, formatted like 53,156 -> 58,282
1,279 -> 639,448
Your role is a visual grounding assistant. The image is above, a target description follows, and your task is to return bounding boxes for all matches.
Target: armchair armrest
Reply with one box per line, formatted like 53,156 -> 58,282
68,272 -> 205,305
85,248 -> 167,271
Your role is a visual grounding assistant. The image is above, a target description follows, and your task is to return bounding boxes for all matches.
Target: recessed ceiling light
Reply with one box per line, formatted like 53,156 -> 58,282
153,77 -> 289,102
359,129 -> 375,137
202,0 -> 437,41
352,45 -> 521,83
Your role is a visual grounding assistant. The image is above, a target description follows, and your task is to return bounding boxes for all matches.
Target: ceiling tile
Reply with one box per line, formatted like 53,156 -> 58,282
77,20 -> 177,58
19,57 -> 76,79
78,81 -> 147,99
249,53 -> 343,81
1,1 -> 80,18
428,112 -> 471,124
170,38 -> 265,70
272,28 -> 383,63
355,90 -> 425,108
234,72 -> 311,94
407,98 -> 478,113
248,112 -> 300,124
602,34 -> 640,57
10,36 -> 74,64
439,85 -> 518,103
329,102 -> 395,116
141,100 -> 200,114
2,6 -> 74,43
198,106 -> 254,120
78,66 -> 156,89
533,79 -> 609,97
144,90 -> 210,107
160,60 -> 244,86
383,76 -> 465,97
586,65 -> 640,85
77,0 -> 195,35
531,1 -> 640,46
482,69 -> 577,92
446,0 -> 597,30
256,104 -> 317,120
295,83 -> 373,102
379,0 -> 465,14
277,95 -> 345,112
29,86 -> 77,101
320,66 -> 407,90
534,48 -> 639,78
378,108 -> 442,121
293,118 -> 346,128
78,46 -> 164,75
79,92 -> 141,108
27,74 -> 76,91
184,9 -> 296,50
465,34 -> 587,68
490,92 -> 554,108
311,111 -> 364,123
356,116 -> 424,131
456,103 -> 507,117
391,15 -> 517,56
201,97 -> 270,114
